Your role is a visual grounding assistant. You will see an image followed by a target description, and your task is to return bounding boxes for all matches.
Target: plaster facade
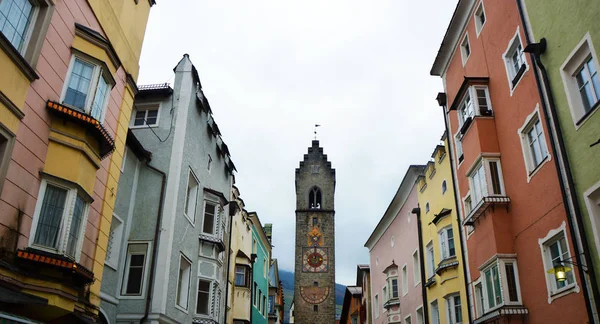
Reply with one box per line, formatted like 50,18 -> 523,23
250,212 -> 272,324
365,166 -> 423,324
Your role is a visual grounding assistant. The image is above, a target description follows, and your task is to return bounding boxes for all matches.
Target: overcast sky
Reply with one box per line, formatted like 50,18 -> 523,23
137,0 -> 457,286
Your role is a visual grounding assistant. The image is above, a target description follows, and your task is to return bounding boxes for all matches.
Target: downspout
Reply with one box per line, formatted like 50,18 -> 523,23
516,1 -> 600,321
412,206 -> 429,324
437,96 -> 473,324
223,201 -> 238,322
140,162 -> 167,324
250,253 -> 258,324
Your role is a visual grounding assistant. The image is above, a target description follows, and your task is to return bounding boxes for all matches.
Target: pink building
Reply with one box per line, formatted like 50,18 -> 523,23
365,166 -> 424,324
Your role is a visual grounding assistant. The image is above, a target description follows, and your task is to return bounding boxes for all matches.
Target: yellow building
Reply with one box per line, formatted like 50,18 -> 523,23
0,0 -> 153,322
417,135 -> 469,324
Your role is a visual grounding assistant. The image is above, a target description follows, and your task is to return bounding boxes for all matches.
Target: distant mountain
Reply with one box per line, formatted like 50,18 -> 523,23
278,269 -> 346,323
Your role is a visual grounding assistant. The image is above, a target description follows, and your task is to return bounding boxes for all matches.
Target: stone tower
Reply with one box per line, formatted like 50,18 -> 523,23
294,140 -> 336,323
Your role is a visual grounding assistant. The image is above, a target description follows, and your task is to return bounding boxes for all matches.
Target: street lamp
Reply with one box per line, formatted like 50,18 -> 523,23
546,263 -> 573,282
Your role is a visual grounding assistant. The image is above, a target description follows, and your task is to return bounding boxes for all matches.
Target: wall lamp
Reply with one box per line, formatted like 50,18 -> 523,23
546,255 -> 588,282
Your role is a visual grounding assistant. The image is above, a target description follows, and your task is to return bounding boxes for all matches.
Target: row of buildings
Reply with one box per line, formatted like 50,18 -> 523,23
0,0 -> 284,323
341,0 -> 600,323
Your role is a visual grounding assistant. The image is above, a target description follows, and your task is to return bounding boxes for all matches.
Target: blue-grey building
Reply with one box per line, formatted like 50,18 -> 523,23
99,54 -> 236,324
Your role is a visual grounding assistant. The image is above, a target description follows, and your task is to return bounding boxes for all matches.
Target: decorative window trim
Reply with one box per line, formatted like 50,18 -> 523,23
477,255 -> 523,313
0,124 -> 16,198
60,52 -> 114,123
583,180 -> 600,260
444,293 -> 463,324
104,212 -> 124,270
559,32 -> 600,128
184,168 -> 199,226
130,102 -> 161,128
474,0 -> 486,37
517,105 -> 551,182
29,177 -> 91,262
119,241 -> 151,299
502,26 -> 528,96
175,253 -> 192,312
538,221 -> 580,304
413,249 -> 421,286
460,33 -> 471,66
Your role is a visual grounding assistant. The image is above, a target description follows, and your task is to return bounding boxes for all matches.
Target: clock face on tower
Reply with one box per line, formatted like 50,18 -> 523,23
302,247 -> 329,272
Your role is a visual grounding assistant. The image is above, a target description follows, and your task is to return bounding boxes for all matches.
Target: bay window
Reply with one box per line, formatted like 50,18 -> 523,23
439,226 -> 455,260
30,179 -> 90,261
196,279 -> 211,315
468,158 -> 505,209
202,201 -> 217,235
479,257 -> 522,313
235,265 -> 250,287
445,294 -> 462,324
457,86 -> 493,129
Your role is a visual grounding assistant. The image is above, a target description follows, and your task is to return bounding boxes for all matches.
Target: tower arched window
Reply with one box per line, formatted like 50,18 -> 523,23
309,187 -> 322,209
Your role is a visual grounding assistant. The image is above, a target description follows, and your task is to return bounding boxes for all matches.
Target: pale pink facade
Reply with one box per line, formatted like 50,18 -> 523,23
365,166 -> 424,324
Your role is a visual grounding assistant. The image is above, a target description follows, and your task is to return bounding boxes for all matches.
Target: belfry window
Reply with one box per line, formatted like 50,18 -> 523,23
309,187 -> 322,209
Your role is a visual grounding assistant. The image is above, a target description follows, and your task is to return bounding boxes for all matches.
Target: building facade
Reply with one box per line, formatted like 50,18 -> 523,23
339,286 -> 362,324
431,0 -> 591,322
356,264 -> 372,324
0,0 -> 152,322
364,166 -> 424,324
250,212 -> 272,324
293,140 -> 337,323
268,258 -> 284,324
518,0 -> 600,319
227,185 -> 254,324
417,138 -> 469,324
99,54 -> 236,324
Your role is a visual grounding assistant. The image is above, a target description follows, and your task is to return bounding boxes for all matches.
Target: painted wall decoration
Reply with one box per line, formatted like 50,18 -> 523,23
307,226 -> 323,246
300,286 -> 330,304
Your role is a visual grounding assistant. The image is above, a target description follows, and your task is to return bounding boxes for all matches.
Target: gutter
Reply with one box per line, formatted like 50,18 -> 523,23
140,162 -> 167,324
437,95 -> 473,323
516,1 -> 600,321
412,206 -> 429,324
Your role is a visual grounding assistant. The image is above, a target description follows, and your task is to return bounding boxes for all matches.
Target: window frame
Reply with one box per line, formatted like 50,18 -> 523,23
430,299 -> 440,324
474,279 -> 484,317
374,293 -> 379,318
478,256 -> 523,313
404,314 -> 412,324
560,32 -> 600,128
234,264 -> 250,288
184,168 -> 199,225
445,294 -> 463,324
460,33 -> 470,66
130,103 -> 161,128
438,226 -> 456,261
538,221 -> 580,303
457,86 -> 493,129
202,199 -> 219,235
120,241 -> 151,298
105,213 -> 124,270
467,157 -> 506,209
474,1 -> 486,37
518,106 -> 551,180
195,278 -> 213,316
60,53 -> 114,122
0,125 -> 16,198
29,177 -> 91,261
402,264 -> 408,296
176,253 -> 192,311
502,27 -> 528,94
426,241 -> 435,279
413,249 -> 421,286
441,180 -> 447,195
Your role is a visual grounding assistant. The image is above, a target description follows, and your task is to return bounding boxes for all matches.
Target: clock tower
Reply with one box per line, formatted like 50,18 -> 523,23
294,140 -> 336,323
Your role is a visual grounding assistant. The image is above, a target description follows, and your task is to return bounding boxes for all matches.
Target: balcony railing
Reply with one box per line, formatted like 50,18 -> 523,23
463,196 -> 511,226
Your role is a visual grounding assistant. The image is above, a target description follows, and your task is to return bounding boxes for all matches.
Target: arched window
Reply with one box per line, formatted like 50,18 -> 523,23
442,180 -> 447,194
309,187 -> 322,209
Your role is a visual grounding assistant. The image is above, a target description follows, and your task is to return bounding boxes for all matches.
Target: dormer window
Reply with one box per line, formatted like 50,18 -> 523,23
309,187 -> 322,209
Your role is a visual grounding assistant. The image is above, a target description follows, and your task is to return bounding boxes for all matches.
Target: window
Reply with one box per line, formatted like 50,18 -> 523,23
382,286 -> 388,304
314,281 -> 318,286
235,265 -> 249,287
121,243 -> 149,296
483,263 -> 502,309
464,195 -> 472,215
519,110 -> 549,174
404,315 -> 412,324
263,295 -> 266,315
475,282 -> 484,316
460,34 -> 470,65
105,214 -> 123,268
309,187 -> 322,209
31,179 -> 90,260
202,201 -> 217,234
455,133 -> 464,163
253,282 -> 258,306
426,242 -> 435,279
391,236 -> 395,247
391,278 -> 399,298
457,86 -> 492,129
312,217 -> 318,226
474,1 -> 486,35
430,300 -> 440,324
402,265 -> 408,295
176,255 -> 191,309
374,294 -> 379,318
541,228 -> 575,295
0,127 -> 14,197
132,104 -> 159,127
442,180 -> 447,194
196,279 -> 211,315
62,56 -> 113,122
313,305 -> 318,312
184,170 -> 199,223
439,227 -> 455,260
425,202 -> 430,213
503,29 -> 527,90
207,154 -> 212,171
413,250 -> 421,285
269,295 -> 275,314
560,34 -> 600,125
416,307 -> 424,324
351,315 -> 358,324
445,294 -> 462,324
0,0 -> 34,51
468,158 -> 505,208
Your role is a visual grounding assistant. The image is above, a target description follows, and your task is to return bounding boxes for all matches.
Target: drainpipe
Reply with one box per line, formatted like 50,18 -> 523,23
250,253 -> 258,324
412,206 -> 429,324
436,95 -> 473,324
517,1 -> 600,321
140,162 -> 167,324
223,201 -> 238,322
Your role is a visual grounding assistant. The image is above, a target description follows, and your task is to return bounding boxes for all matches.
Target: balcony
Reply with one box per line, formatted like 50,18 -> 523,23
463,196 -> 511,226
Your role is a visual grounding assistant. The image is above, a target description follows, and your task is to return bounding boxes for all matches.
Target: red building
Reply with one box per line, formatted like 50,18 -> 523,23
431,0 -> 590,322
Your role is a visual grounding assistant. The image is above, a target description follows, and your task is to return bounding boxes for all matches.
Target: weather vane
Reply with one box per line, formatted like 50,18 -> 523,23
314,124 -> 321,140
